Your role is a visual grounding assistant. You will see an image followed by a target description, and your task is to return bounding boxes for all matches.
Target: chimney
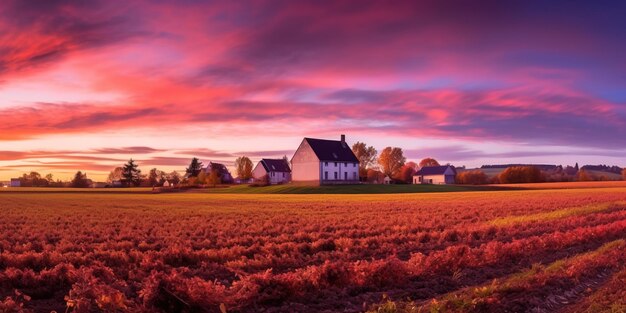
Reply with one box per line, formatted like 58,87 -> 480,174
340,134 -> 345,143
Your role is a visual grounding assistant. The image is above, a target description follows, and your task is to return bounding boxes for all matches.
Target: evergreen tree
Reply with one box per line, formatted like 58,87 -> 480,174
186,157 -> 203,177
122,159 -> 142,187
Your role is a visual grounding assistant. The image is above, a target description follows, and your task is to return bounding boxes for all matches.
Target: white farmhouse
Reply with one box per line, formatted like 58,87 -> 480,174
291,135 -> 360,185
413,165 -> 456,184
252,158 -> 291,184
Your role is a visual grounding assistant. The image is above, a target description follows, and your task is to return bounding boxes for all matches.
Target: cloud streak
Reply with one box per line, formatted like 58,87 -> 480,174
1,0 -> 625,178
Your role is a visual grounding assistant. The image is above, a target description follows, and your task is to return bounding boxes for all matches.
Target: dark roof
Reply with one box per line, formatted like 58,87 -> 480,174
207,162 -> 231,176
416,165 -> 456,176
304,138 -> 359,162
261,158 -> 291,173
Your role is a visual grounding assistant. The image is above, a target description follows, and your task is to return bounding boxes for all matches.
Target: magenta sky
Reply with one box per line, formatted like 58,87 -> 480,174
1,1 -> 625,180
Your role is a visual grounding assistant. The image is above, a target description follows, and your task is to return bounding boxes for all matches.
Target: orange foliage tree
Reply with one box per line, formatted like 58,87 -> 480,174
577,169 -> 593,181
456,170 -> 489,185
497,166 -> 543,184
378,147 -> 406,177
394,164 -> 417,183
419,158 -> 440,168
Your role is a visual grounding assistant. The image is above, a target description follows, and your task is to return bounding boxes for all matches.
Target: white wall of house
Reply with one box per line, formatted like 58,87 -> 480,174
413,168 -> 456,184
414,175 -> 449,184
252,162 -> 291,184
291,139 -> 322,183
267,171 -> 290,184
252,162 -> 266,180
320,161 -> 359,182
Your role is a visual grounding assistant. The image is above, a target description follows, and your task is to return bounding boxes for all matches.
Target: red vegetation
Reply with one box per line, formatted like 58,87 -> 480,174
0,190 -> 625,312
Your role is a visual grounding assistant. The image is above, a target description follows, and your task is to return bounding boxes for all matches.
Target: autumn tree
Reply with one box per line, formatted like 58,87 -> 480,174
419,158 -> 440,168
352,142 -> 378,179
366,169 -> 385,184
622,169 -> 626,180
378,147 -> 406,177
121,159 -> 142,187
577,169 -> 593,181
235,156 -> 254,180
168,171 -> 181,185
185,157 -> 203,177
207,170 -> 221,186
107,167 -> 123,183
456,170 -> 489,185
196,170 -> 207,185
498,166 -> 543,184
148,168 -> 165,186
71,171 -> 90,188
395,164 -> 416,183
20,171 -> 49,187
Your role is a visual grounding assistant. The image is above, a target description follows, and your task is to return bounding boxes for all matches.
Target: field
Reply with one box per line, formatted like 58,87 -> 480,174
1,184 -> 626,312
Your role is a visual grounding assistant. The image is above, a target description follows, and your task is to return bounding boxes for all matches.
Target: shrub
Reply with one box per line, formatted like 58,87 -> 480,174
498,166 -> 543,184
456,170 -> 489,185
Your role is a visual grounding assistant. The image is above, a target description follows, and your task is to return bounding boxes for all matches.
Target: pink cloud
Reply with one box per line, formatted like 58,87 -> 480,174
1,0 -> 625,178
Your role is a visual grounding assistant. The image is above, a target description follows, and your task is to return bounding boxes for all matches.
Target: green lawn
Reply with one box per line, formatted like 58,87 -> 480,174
197,184 -> 497,194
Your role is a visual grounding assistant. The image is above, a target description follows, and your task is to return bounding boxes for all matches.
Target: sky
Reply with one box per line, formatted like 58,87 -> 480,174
1,0 -> 625,181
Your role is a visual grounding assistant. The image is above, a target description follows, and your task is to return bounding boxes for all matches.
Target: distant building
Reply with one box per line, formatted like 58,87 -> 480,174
253,158 -> 291,184
10,178 -> 20,187
413,165 -> 456,184
202,162 -> 233,184
291,135 -> 359,185
234,177 -> 254,184
92,182 -> 107,188
383,176 -> 392,184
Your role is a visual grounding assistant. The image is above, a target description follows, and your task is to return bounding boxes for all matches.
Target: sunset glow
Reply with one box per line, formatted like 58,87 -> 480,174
1,1 -> 625,180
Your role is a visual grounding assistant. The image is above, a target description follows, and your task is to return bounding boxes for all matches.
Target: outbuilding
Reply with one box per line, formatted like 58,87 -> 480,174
413,165 -> 456,184
252,158 -> 291,184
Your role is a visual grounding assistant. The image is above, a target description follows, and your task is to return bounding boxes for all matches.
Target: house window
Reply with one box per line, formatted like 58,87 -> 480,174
344,172 -> 347,180
353,163 -> 356,167
282,173 -> 285,178
334,172 -> 338,179
324,162 -> 328,166
344,162 -> 347,167
419,177 -> 422,182
324,171 -> 328,180
334,162 -> 337,166
353,172 -> 357,180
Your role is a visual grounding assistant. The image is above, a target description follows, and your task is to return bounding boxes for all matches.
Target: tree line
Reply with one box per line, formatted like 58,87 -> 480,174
351,142 -> 443,184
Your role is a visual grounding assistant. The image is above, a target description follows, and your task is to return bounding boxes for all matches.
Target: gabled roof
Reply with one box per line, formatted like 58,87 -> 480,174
204,162 -> 231,176
416,165 -> 456,176
261,158 -> 291,173
304,138 -> 359,162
